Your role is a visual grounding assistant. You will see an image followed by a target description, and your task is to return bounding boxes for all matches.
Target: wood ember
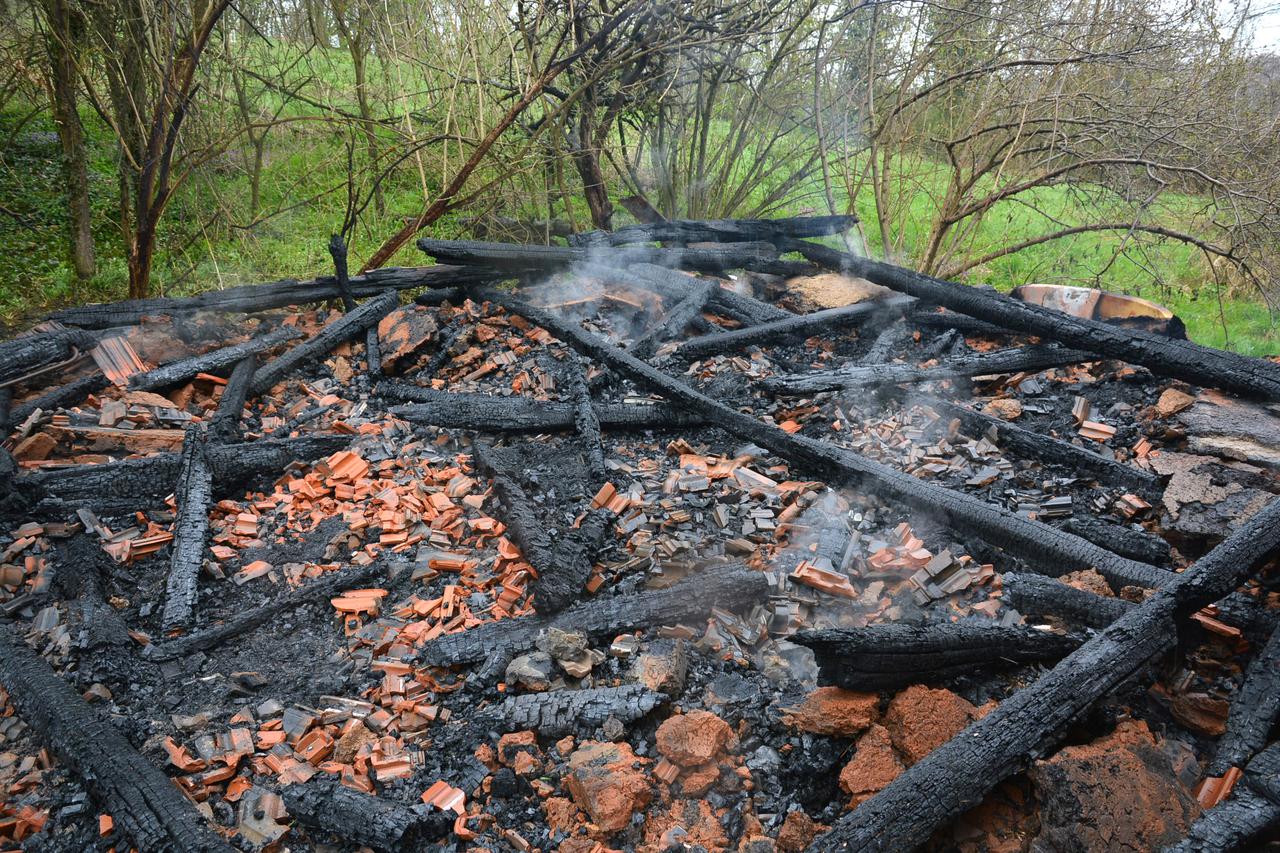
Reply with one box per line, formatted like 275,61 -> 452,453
2,217 -> 1280,853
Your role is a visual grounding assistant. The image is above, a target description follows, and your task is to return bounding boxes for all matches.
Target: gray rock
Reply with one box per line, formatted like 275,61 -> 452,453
506,652 -> 555,691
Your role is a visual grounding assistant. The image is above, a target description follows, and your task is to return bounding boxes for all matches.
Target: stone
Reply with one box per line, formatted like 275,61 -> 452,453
983,398 -> 1023,421
775,810 -> 821,853
780,687 -> 878,737
629,639 -> 688,695
565,741 -> 651,835
884,685 -> 979,765
506,652 -> 554,691
1030,720 -> 1201,852
838,724 -> 905,808
540,628 -> 589,661
656,710 -> 734,768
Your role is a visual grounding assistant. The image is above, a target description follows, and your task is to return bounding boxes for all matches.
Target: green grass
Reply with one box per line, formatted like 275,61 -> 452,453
1,97 -> 1276,354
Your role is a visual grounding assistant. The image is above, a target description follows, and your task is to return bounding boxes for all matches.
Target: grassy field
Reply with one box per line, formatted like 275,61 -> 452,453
1,98 -> 1276,354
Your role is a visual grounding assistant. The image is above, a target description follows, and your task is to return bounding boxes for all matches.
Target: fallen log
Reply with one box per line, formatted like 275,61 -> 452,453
280,777 -> 451,852
126,327 -> 297,393
1166,742 -> 1280,853
1002,572 -> 1133,630
249,290 -> 399,396
146,563 -> 382,661
470,684 -> 666,738
9,373 -> 107,426
207,356 -> 256,442
762,344 -> 1091,395
626,263 -> 792,326
0,327 -> 96,386
0,624 -> 233,851
420,562 -> 767,667
23,434 -> 349,515
1060,515 -> 1171,565
631,277 -> 716,360
380,386 -> 704,432
806,492 -> 1280,853
48,266 -> 484,329
676,295 -> 913,359
570,214 -> 859,247
473,287 -> 1168,591
920,395 -> 1161,496
786,239 -> 1280,402
161,425 -> 215,632
1206,626 -> 1280,777
417,237 -> 783,275
793,624 -> 1084,691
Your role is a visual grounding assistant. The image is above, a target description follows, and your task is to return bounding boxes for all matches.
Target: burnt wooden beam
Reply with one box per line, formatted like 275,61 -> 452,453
417,237 -> 784,276
49,266 -> 485,329
53,536 -> 129,649
0,327 -> 96,386
909,307 -> 1011,337
787,239 -> 1280,401
0,624 -> 233,851
281,778 -> 451,852
407,320 -> 469,380
249,290 -> 399,396
570,214 -> 859,247
794,624 -> 1084,691
1002,572 -> 1134,630
161,424 -> 214,632
762,344 -> 1091,395
471,684 -> 666,738
626,263 -> 791,326
1060,515 -> 1171,565
9,373 -> 108,426
473,287 -> 1168,591
631,277 -> 716,360
677,295 -> 914,360
920,395 -> 1161,496
1166,742 -> 1280,852
146,563 -> 382,661
328,233 -> 383,379
860,322 -> 914,365
564,351 -> 607,483
806,493 -> 1280,852
127,328 -> 298,392
420,562 -> 767,667
381,386 -> 704,433
207,356 -> 256,442
1206,626 -> 1280,777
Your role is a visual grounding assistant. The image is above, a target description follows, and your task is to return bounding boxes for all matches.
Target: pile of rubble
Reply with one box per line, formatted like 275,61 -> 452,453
2,215 -> 1279,852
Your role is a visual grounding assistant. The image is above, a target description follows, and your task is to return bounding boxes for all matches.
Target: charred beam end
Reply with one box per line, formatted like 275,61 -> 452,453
10,373 -> 108,426
146,563 -> 382,661
762,344 -> 1091,395
1060,515 -> 1171,564
471,684 -> 667,738
0,625 -> 233,851
161,424 -> 215,632
0,328 -> 96,386
786,239 -> 1280,402
793,624 -> 1084,691
207,355 -> 256,442
381,387 -> 705,433
677,294 -> 914,359
564,351 -> 607,483
281,777 -> 451,852
921,395 -> 1162,496
631,277 -> 716,361
419,562 -> 767,667
416,237 -> 782,276
249,290 -> 399,396
626,262 -> 792,325
571,214 -> 860,247
1002,572 -> 1133,630
1206,625 -> 1280,776
1166,742 -> 1280,852
473,287 -> 1167,592
127,327 -> 298,392
55,537 -> 130,650
807,493 -> 1280,853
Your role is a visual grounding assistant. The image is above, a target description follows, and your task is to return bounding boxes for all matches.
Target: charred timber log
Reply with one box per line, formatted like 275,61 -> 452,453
249,290 -> 399,396
788,239 -> 1280,402
382,388 -> 704,433
127,328 -> 297,392
281,777 -> 451,852
207,356 -> 255,442
0,625 -> 233,851
762,344 -> 1091,395
568,263 -> 717,336
146,563 -> 382,661
471,684 -> 666,738
807,493 -> 1280,853
472,442 -> 609,614
161,425 -> 214,632
474,287 -> 1167,591
1207,627 -> 1280,776
409,321 -> 469,380
417,237 -> 784,276
54,537 -> 129,649
626,263 -> 791,326
48,266 -> 484,329
1002,572 -> 1133,630
677,295 -> 913,359
1165,741 -> 1280,852
631,277 -> 716,360
570,214 -> 859,247
1061,515 -> 1171,565
420,563 -> 767,667
564,351 -> 607,483
0,328 -> 96,386
794,624 -> 1084,691
10,373 -> 107,426
861,323 -> 915,366
0,386 -> 9,435
921,395 -> 1161,496
329,234 -> 383,378
23,435 -> 349,515
909,307 -> 1010,337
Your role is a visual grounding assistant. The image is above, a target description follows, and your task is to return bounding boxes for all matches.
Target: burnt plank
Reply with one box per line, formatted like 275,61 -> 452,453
160,424 -> 214,632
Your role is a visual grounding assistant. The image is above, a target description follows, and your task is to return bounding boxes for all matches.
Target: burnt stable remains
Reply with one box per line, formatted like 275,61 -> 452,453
2,215 -> 1280,852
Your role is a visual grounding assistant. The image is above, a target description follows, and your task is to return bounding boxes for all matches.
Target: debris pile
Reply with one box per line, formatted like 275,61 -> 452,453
2,214 -> 1279,852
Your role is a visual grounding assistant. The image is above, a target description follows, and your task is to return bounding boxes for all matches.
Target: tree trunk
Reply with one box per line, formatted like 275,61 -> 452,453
42,0 -> 95,282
